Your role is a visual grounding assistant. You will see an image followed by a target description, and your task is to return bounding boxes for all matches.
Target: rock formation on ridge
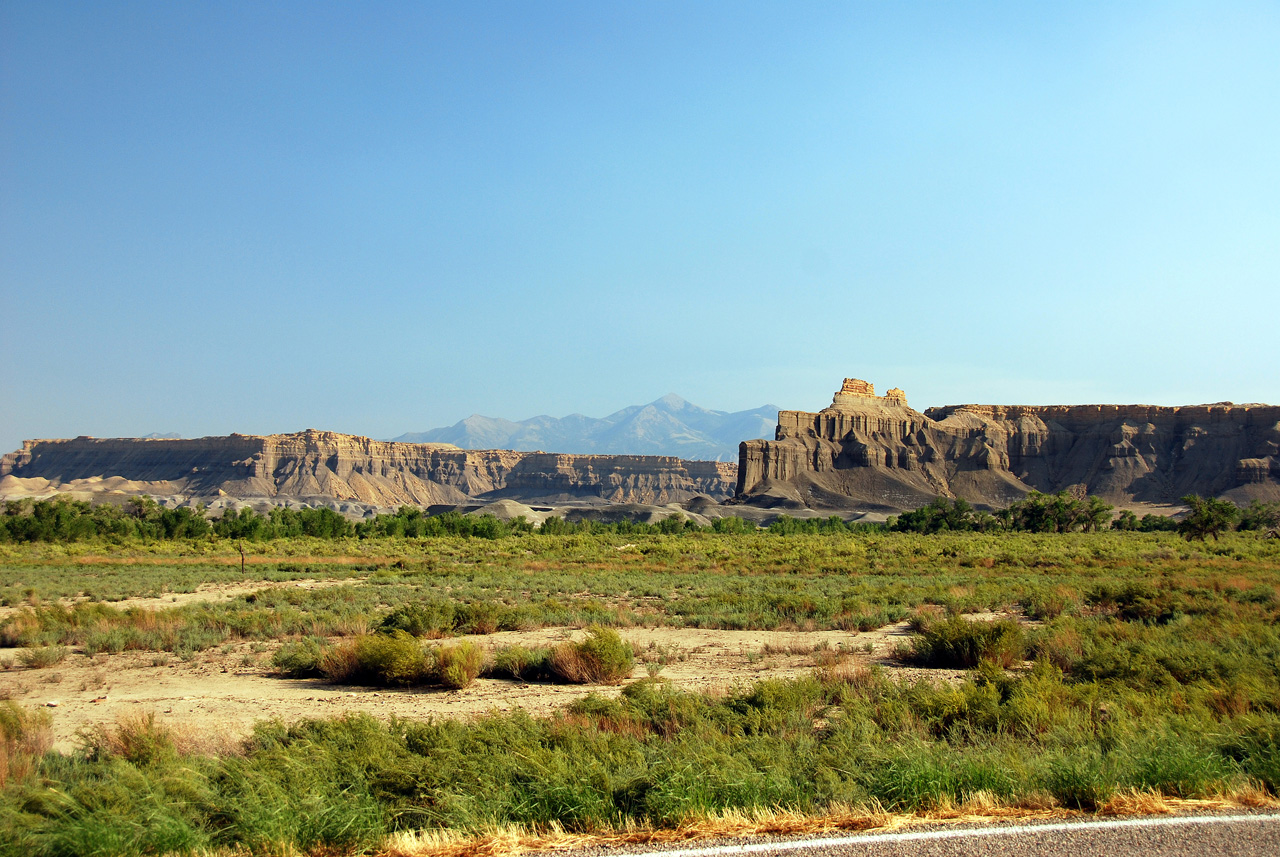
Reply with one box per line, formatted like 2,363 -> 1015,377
0,431 -> 737,512
736,378 -> 1280,512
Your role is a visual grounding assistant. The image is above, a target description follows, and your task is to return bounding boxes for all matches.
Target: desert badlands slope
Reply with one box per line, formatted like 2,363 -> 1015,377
0,431 -> 736,512
736,379 -> 1280,512
4,378 -> 1278,516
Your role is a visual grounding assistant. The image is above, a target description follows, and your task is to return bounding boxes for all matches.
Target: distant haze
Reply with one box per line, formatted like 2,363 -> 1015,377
394,395 -> 778,462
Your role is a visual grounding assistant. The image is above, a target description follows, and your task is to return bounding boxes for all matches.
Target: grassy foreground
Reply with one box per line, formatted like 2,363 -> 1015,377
1,530 -> 1279,855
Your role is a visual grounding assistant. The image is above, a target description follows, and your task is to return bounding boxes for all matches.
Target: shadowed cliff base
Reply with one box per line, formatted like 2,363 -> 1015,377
734,378 -> 1280,514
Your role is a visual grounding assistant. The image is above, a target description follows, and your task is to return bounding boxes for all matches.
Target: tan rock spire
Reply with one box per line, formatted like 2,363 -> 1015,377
829,378 -> 908,411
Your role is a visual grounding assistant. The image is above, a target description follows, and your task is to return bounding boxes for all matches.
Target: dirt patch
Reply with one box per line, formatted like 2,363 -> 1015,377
0,577 -> 361,620
77,577 -> 360,612
2,622 -> 966,752
67,555 -> 382,566
0,582 -> 999,751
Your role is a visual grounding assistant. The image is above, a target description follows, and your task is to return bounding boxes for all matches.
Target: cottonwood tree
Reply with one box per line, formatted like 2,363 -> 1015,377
1178,494 -> 1238,541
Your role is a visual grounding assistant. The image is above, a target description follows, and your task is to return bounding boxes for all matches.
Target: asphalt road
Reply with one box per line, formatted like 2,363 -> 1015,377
603,814 -> 1280,857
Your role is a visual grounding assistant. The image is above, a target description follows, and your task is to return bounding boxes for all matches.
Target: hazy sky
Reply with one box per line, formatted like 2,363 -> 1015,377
3,1 -> 1278,452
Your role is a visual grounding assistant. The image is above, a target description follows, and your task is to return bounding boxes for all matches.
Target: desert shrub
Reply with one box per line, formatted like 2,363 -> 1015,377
617,677 -> 708,738
1086,582 -> 1178,624
83,629 -> 128,657
85,711 -> 177,766
549,642 -> 592,684
354,632 -> 431,686
455,601 -> 501,635
902,616 -> 1025,669
1231,585 -> 1277,607
272,637 -> 328,678
216,719 -> 390,853
836,604 -> 908,632
435,641 -> 484,689
487,644 -> 554,681
1055,617 -> 1275,690
0,702 -> 52,787
19,645 -> 67,669
1029,622 -> 1085,672
8,764 -> 213,855
378,601 -> 456,637
1021,586 -> 1077,620
4,665 -> 1277,850
319,632 -> 430,686
318,640 -> 360,683
550,627 -> 634,684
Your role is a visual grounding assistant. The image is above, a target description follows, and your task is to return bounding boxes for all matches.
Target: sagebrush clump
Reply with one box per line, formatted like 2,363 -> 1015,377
435,640 -> 483,689
551,626 -> 634,684
320,631 -> 430,686
902,615 -> 1025,669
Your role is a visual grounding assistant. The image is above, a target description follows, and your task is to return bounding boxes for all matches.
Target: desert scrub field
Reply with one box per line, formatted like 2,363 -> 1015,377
4,530 -> 1277,640
1,530 -> 1279,855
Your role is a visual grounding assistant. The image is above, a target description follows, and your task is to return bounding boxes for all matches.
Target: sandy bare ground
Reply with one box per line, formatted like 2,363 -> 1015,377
0,580 -> 999,752
2,621 -> 976,753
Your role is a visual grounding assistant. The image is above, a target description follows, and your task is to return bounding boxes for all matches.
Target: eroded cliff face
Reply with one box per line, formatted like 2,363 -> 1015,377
0,430 -> 737,508
736,379 -> 1280,511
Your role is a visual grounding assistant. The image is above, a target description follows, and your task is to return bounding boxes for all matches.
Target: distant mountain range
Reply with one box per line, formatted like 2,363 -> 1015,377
393,394 -> 779,461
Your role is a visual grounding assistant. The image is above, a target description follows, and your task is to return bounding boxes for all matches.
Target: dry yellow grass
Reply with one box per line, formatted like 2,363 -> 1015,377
376,791 -> 1280,857
379,807 -> 894,857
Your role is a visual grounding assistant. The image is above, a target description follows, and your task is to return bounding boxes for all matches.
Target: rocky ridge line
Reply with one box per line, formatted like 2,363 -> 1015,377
736,379 -> 1280,512
0,430 -> 737,512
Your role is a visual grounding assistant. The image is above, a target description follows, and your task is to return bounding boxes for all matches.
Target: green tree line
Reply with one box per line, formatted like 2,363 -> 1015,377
890,492 -> 1279,539
2,492 -> 1277,544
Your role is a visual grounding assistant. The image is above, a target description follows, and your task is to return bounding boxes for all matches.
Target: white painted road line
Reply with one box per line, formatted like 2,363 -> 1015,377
619,814 -> 1280,857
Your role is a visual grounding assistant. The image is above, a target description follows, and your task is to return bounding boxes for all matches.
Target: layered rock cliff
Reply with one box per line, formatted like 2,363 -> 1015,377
736,379 -> 1280,512
0,430 -> 737,509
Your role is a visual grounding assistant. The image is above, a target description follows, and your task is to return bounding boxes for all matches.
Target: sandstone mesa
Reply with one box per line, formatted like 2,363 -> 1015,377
0,431 -> 735,513
736,378 -> 1280,512
3,379 -> 1278,517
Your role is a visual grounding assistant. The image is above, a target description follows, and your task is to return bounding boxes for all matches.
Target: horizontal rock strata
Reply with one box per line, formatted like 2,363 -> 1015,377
0,431 -> 737,509
737,378 -> 1280,512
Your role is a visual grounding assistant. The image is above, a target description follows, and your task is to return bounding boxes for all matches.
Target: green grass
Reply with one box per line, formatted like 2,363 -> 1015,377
3,531 -> 1276,656
901,615 -> 1026,668
4,668 -> 1279,854
2,530 -> 1280,854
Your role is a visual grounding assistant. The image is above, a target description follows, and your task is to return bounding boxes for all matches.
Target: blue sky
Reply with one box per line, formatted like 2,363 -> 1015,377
3,1 -> 1278,453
